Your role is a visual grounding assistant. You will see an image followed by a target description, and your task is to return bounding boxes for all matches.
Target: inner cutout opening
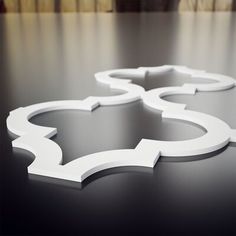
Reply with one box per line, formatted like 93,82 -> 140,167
31,101 -> 206,165
113,70 -> 215,91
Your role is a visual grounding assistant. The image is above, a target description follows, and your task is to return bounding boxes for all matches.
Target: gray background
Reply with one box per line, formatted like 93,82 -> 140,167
0,13 -> 236,235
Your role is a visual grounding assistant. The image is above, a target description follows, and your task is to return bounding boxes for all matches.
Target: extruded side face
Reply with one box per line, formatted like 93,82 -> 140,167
6,65 -> 236,184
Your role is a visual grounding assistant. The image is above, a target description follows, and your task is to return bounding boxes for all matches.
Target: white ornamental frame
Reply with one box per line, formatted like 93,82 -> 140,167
6,65 -> 236,183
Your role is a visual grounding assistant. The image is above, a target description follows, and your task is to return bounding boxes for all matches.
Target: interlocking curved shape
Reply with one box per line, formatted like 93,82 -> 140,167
6,65 -> 236,183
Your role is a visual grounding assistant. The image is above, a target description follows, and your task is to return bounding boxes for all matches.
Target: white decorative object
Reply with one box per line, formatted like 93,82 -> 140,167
6,65 -> 236,183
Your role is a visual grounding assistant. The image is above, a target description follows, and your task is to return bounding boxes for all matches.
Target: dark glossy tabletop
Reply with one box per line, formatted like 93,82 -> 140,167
0,12 -> 236,235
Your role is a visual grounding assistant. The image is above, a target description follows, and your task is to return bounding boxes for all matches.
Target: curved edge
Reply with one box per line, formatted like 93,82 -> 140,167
7,107 -> 57,138
13,135 -> 63,168
63,143 -> 160,182
142,86 -> 196,111
94,68 -> 146,105
12,135 -> 160,183
158,109 -> 231,156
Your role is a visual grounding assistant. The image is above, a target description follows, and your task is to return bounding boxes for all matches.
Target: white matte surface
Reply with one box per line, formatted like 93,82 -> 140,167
6,65 -> 236,183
